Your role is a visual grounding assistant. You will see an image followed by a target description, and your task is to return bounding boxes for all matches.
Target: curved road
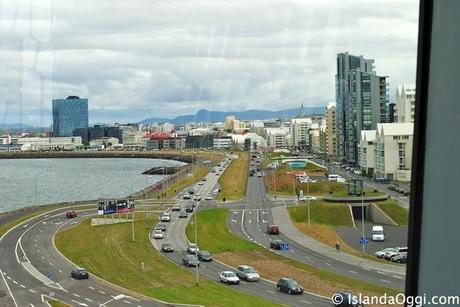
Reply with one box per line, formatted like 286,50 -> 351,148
0,207 -> 165,307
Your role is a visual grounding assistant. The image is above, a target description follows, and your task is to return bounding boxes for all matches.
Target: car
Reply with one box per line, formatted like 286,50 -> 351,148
183,194 -> 191,200
193,195 -> 202,201
192,202 -> 197,208
153,229 -> 164,239
266,225 -> 280,235
371,225 -> 385,241
353,170 -> 362,175
182,255 -> 199,267
257,173 -> 262,177
391,252 -> 408,263
171,204 -> 181,211
156,223 -> 166,232
188,189 -> 194,195
184,204 -> 194,213
161,242 -> 174,253
219,271 -> 240,284
384,247 -> 408,260
197,182 -> 204,186
389,184 -> 398,191
179,210 -> 188,218
375,247 -> 398,258
216,172 -> 220,176
236,265 -> 260,281
332,291 -> 365,306
270,239 -> 287,250
205,195 -> 213,200
248,172 -> 254,177
187,243 -> 199,254
276,277 -> 303,295
201,178 -> 207,181
71,267 -> 89,280
66,211 -> 77,218
197,250 -> 212,262
160,213 -> 171,222
299,195 -> 317,201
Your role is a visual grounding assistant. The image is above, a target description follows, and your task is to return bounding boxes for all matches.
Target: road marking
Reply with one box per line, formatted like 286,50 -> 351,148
58,270 -> 63,274
7,276 -> 11,280
380,279 -> 391,283
20,284 -> 25,288
301,300 -> 312,304
85,298 -> 93,302
88,286 -> 95,290
23,224 -> 28,228
71,299 -> 88,306
349,270 -> 357,274
362,267 -> 370,271
267,290 -> 276,294
392,275 -> 404,279
130,297 -> 141,302
29,289 -> 36,293
377,271 -> 386,275
73,293 -> 80,297
13,280 -> 18,284
305,256 -> 311,259
324,262 -> 332,266
49,262 -> 53,266
240,281 -> 247,284
98,290 -> 106,294
123,300 -> 132,304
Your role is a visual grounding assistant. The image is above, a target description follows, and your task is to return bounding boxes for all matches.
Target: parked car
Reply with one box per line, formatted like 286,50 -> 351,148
182,255 -> 199,267
375,247 -> 398,258
270,239 -> 287,250
332,291 -> 365,306
161,242 -> 174,253
160,213 -> 171,222
276,277 -> 303,295
384,247 -> 408,260
187,243 -> 199,254
236,265 -> 260,281
153,229 -> 164,239
266,225 -> 280,235
66,211 -> 78,218
171,204 -> 181,211
391,252 -> 408,263
389,184 -> 399,191
219,271 -> 240,284
156,224 -> 166,232
71,267 -> 89,280
197,250 -> 212,262
179,210 -> 188,218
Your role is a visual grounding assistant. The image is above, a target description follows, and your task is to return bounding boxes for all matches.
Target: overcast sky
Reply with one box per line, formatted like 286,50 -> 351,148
0,0 -> 419,126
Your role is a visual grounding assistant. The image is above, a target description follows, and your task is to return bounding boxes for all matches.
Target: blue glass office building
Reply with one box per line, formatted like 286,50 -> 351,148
52,96 -> 89,137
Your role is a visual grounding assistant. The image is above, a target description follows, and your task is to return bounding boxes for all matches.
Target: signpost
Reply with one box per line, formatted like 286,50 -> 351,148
359,237 -> 368,246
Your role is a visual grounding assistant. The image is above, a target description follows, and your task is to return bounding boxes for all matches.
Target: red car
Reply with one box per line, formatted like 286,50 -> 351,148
267,225 -> 280,235
66,211 -> 78,218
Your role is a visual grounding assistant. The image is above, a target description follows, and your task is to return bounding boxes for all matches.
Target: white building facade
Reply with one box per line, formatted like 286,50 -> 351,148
395,84 -> 416,123
358,130 -> 376,176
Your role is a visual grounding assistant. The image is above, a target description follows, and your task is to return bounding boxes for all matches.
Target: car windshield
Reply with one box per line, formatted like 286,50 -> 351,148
189,244 -> 196,248
226,272 -> 236,277
244,267 -> 257,273
200,251 -> 210,256
287,280 -> 299,287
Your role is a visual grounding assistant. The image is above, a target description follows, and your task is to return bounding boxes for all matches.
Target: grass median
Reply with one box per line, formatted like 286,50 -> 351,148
186,208 -> 401,306
217,152 -> 249,201
375,199 -> 409,225
54,214 -> 281,307
48,300 -> 70,307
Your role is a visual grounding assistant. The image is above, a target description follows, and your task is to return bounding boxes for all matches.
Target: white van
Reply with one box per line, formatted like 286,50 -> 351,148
371,225 -> 385,241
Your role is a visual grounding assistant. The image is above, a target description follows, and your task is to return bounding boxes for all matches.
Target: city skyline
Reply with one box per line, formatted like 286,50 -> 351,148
1,0 -> 419,126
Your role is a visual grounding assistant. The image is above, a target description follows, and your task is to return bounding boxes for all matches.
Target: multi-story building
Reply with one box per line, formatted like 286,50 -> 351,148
265,127 -> 291,149
395,84 -> 416,123
16,136 -> 82,151
374,123 -> 414,182
326,102 -> 337,157
308,123 -> 321,153
144,132 -> 185,150
185,135 -> 214,149
290,118 -> 312,149
224,116 -> 236,130
336,52 -> 389,164
161,122 -> 175,133
73,125 -> 123,143
213,136 -> 233,149
358,130 -> 376,177
52,96 -> 88,137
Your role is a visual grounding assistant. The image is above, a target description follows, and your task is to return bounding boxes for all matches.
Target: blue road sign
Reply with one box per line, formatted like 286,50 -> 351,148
47,272 -> 53,280
359,237 -> 369,245
280,243 -> 289,251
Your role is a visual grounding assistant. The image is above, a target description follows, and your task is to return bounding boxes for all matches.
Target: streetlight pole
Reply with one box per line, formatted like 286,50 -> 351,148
361,176 -> 365,255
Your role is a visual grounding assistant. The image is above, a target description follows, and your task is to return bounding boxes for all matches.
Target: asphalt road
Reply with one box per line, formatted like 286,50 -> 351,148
228,174 -> 406,290
151,155 -> 331,307
0,207 -> 166,307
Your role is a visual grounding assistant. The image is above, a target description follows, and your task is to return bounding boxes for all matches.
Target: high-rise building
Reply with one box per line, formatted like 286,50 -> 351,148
52,96 -> 88,137
335,52 -> 389,164
290,118 -> 312,148
395,84 -> 416,123
326,102 -> 337,157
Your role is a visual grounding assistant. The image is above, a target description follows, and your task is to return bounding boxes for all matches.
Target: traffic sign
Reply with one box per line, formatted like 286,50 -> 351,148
280,243 -> 289,251
47,272 -> 53,280
359,237 -> 368,245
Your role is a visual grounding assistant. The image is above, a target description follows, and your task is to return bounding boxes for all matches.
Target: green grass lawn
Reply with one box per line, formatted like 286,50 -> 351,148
48,300 -> 70,307
288,201 -> 354,226
185,208 -> 399,298
375,199 -> 409,225
55,215 -> 278,307
217,152 -> 249,201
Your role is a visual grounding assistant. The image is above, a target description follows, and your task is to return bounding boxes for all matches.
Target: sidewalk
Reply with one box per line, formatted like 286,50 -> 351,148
272,206 -> 406,275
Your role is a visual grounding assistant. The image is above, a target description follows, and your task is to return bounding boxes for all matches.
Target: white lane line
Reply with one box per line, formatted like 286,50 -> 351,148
377,271 -> 386,275
380,279 -> 391,283
20,284 -> 26,288
301,300 -> 312,304
305,256 -> 311,259
98,290 -> 106,294
29,289 -> 36,293
58,270 -> 63,274
349,270 -> 357,274
324,262 -> 332,266
85,298 -> 93,302
123,300 -> 132,304
130,297 -> 141,302
73,293 -> 80,298
88,286 -> 95,290
23,224 -> 29,228
7,276 -> 11,280
362,267 -> 371,271
267,290 -> 276,294
240,281 -> 247,285
13,280 -> 18,284
49,262 -> 53,266
392,275 -> 404,279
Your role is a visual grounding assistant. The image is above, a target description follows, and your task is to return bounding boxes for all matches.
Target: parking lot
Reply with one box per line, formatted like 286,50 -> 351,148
335,221 -> 408,255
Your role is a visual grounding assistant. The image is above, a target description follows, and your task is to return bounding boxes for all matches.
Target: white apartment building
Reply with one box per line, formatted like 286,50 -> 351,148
291,118 -> 312,148
395,84 -> 416,123
374,123 -> 414,182
231,133 -> 267,149
160,122 -> 175,133
213,137 -> 233,149
266,127 -> 291,149
358,130 -> 376,176
16,136 -> 82,151
309,123 -> 321,153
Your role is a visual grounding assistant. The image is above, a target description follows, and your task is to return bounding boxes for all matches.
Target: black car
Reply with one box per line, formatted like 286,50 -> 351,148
156,224 -> 166,232
197,250 -> 212,262
182,255 -> 199,267
188,189 -> 194,195
332,291 -> 365,307
184,204 -> 194,213
161,242 -> 174,253
179,210 -> 188,218
71,268 -> 89,280
270,239 -> 287,250
276,277 -> 303,295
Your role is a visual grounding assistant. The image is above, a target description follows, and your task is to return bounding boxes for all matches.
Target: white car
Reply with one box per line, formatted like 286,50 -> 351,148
197,182 -> 204,186
219,271 -> 240,284
205,195 -> 213,200
161,213 -> 171,222
299,196 -> 317,201
375,248 -> 398,258
183,194 -> 191,200
187,243 -> 199,254
153,230 -> 164,239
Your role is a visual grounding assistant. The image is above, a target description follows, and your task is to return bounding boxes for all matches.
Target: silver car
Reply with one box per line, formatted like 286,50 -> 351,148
236,265 -> 260,281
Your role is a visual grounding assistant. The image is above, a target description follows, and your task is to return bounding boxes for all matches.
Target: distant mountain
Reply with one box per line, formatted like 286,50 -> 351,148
140,106 -> 325,125
0,123 -> 35,129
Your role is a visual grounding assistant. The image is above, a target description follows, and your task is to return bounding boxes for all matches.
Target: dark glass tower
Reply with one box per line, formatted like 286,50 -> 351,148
52,96 -> 89,137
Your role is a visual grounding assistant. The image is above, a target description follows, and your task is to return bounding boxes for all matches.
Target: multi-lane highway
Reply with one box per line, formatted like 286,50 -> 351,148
0,207 -> 165,307
151,155 -> 331,306
227,160 -> 406,290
